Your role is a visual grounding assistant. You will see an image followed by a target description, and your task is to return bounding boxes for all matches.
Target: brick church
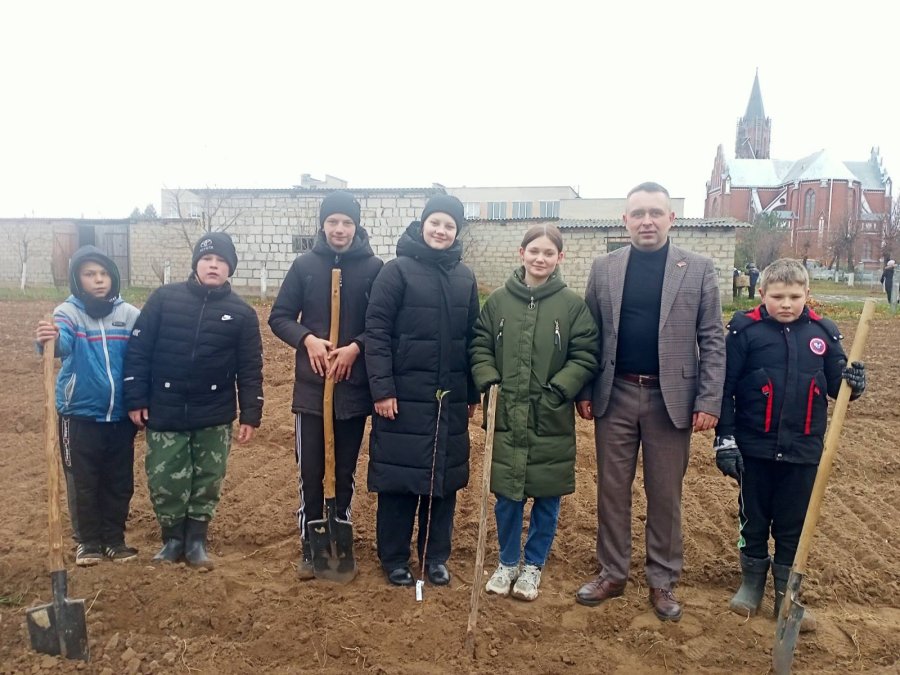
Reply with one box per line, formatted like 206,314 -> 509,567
704,72 -> 892,268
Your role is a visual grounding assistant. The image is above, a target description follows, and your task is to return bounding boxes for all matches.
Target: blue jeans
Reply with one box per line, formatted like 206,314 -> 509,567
495,494 -> 561,567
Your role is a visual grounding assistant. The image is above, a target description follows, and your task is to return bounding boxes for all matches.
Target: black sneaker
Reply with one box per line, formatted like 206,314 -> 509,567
75,543 -> 104,567
103,543 -> 138,562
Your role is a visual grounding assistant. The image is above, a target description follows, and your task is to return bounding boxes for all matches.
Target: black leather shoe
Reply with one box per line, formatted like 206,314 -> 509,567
386,566 -> 414,587
426,563 -> 451,586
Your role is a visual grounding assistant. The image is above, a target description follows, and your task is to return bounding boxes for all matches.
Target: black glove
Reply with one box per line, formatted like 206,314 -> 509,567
714,435 -> 744,480
481,378 -> 501,393
840,360 -> 866,398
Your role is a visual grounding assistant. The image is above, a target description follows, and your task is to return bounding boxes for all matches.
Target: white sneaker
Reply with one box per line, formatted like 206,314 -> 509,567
485,563 -> 519,596
511,564 -> 542,601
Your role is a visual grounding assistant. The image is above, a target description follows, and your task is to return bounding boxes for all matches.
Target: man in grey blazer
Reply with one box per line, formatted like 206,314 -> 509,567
575,182 -> 725,621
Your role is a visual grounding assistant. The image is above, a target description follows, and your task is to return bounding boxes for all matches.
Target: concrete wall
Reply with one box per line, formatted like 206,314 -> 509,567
157,188 -> 438,291
0,219 -> 55,287
460,219 -> 738,299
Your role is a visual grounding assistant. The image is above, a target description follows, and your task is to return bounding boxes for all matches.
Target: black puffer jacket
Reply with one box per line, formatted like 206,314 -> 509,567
269,228 -> 383,418
365,223 -> 480,498
716,305 -> 846,464
123,276 -> 264,431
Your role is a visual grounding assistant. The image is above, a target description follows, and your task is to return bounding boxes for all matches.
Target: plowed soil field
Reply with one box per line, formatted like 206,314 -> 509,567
1,301 -> 898,674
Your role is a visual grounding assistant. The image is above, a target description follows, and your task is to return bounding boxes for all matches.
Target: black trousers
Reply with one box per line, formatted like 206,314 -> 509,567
294,414 -> 366,542
376,491 -> 457,569
59,416 -> 136,546
738,456 -> 817,566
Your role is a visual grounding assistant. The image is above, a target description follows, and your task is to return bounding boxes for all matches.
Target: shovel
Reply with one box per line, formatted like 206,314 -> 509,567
26,330 -> 90,660
465,384 -> 499,658
308,268 -> 357,583
773,300 -> 875,674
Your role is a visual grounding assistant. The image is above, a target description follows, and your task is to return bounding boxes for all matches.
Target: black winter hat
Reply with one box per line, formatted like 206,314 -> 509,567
319,191 -> 361,228
192,231 -> 238,276
421,195 -> 466,230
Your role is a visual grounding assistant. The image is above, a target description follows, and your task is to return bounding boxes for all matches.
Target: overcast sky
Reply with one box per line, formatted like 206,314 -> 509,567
2,1 -> 897,219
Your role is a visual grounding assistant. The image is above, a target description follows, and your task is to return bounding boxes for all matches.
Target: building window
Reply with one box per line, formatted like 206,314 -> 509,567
292,235 -> 314,253
511,201 -> 532,218
606,237 -> 630,252
862,239 -> 874,260
540,200 -> 560,218
464,202 -> 481,219
803,189 -> 816,229
487,202 -> 507,219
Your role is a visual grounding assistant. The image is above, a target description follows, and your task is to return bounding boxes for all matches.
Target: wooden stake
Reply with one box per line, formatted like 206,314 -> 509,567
465,384 -> 499,658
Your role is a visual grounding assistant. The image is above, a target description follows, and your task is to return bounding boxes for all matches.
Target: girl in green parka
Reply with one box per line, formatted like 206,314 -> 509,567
470,224 -> 599,601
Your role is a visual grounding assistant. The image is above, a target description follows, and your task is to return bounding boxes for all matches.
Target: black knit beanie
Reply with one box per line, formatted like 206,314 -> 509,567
421,195 -> 466,230
192,231 -> 238,276
319,191 -> 361,228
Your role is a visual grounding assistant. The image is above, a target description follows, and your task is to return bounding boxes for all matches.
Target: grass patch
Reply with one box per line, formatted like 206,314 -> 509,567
0,591 -> 26,607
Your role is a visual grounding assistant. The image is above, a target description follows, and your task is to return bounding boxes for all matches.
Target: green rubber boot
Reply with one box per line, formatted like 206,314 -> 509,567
729,553 -> 770,616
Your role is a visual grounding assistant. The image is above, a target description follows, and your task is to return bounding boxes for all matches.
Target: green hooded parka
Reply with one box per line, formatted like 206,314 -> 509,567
470,267 -> 599,500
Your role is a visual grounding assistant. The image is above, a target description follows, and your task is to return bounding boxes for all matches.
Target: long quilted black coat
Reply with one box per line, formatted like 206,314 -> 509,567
365,223 -> 480,498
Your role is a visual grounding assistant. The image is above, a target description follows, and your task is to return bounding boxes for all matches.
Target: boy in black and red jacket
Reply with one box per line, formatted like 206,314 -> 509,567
714,258 -> 866,629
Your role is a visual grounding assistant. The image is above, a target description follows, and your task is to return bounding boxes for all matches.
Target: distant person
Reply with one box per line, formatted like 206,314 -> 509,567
470,224 -> 598,601
747,263 -> 760,299
715,258 -> 865,631
124,232 -> 263,570
365,195 -> 480,587
269,192 -> 383,579
732,267 -> 741,300
881,259 -> 895,304
574,182 -> 726,621
34,247 -> 140,565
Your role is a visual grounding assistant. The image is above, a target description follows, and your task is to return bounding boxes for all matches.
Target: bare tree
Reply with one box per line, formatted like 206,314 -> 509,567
828,216 -> 864,271
5,223 -> 44,291
735,212 -> 788,270
880,199 -> 900,263
166,188 -> 245,252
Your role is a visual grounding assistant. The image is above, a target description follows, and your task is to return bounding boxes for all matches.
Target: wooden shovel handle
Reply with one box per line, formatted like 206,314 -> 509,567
792,300 -> 875,574
322,269 -> 341,499
43,329 -> 64,572
465,384 -> 500,657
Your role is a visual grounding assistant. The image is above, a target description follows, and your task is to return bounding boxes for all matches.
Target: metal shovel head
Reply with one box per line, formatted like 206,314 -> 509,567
26,571 -> 89,661
772,571 -> 806,675
308,500 -> 357,584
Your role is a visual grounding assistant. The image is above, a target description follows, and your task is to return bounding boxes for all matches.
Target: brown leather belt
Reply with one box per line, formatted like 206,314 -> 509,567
616,373 -> 660,387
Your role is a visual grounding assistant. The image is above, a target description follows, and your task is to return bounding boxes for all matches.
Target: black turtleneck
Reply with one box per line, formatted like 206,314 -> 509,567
615,242 -> 668,375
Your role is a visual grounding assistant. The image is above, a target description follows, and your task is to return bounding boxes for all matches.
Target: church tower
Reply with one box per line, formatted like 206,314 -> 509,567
735,70 -> 771,159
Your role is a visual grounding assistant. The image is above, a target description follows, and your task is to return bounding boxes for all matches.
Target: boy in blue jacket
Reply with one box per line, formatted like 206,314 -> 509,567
35,246 -> 140,566
714,258 -> 866,629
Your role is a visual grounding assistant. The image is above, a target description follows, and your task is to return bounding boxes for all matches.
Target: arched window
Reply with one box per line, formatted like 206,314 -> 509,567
804,189 -> 816,228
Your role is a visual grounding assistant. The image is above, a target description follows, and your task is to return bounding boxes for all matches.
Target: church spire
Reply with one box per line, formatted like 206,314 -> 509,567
735,69 -> 771,159
745,69 -> 766,119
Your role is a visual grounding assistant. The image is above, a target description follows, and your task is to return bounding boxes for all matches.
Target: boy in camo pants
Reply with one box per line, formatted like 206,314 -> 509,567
124,233 -> 264,569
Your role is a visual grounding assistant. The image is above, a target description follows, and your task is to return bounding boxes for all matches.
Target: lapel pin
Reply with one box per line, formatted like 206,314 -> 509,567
677,261 -> 687,268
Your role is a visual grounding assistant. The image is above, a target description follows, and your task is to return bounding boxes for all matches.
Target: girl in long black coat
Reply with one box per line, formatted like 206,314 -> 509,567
365,195 -> 480,587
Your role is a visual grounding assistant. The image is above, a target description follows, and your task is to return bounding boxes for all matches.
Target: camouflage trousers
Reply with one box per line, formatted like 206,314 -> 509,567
145,424 -> 232,528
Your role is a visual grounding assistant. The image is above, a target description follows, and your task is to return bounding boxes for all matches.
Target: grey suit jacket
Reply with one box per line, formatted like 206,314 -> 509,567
580,242 -> 726,429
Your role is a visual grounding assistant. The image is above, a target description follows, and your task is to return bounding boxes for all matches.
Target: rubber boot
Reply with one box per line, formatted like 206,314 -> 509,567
729,553 -> 770,616
184,518 -> 215,570
772,562 -> 816,633
297,540 -> 315,580
152,520 -> 186,563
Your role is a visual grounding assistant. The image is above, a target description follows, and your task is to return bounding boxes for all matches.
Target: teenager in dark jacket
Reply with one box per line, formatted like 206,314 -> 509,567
471,224 -> 598,601
269,191 -> 383,579
35,246 -> 140,565
715,258 -> 865,631
365,195 -> 480,587
124,232 -> 264,569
